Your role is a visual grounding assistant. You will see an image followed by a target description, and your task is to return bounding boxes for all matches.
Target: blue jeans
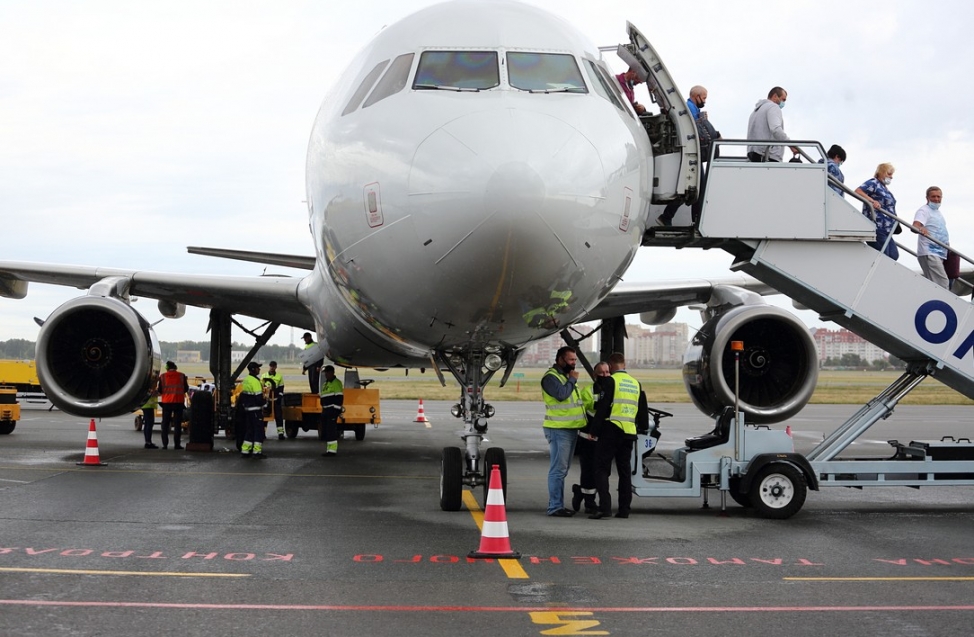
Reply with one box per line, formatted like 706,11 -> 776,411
544,427 -> 578,514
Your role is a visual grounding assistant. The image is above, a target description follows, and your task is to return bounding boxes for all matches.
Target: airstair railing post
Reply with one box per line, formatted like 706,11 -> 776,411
731,340 -> 744,461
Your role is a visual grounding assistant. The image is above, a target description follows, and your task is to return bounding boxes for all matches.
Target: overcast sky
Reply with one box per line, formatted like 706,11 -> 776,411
1,0 -> 971,348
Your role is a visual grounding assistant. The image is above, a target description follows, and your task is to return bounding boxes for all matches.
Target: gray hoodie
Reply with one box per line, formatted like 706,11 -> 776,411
746,98 -> 789,161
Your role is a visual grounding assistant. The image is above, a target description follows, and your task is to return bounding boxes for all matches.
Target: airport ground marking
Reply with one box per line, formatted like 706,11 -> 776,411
0,567 -> 250,578
3,600 -> 974,613
462,490 -> 529,579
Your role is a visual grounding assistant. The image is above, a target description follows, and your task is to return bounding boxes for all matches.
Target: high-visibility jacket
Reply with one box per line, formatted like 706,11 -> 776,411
608,371 -> 641,435
261,371 -> 284,393
240,375 -> 264,411
541,368 -> 586,429
319,378 -> 344,411
159,371 -> 188,404
142,393 -> 158,410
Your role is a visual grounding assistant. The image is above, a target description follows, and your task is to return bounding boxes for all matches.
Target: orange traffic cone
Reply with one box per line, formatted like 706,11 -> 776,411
414,398 -> 430,423
77,419 -> 107,466
469,464 -> 520,559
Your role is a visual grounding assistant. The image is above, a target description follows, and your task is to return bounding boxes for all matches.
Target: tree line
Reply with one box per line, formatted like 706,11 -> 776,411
0,339 -> 304,364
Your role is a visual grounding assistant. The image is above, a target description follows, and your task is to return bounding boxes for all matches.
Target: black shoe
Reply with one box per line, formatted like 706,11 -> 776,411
614,511 -> 630,519
254,453 -> 267,459
174,444 -> 183,450
278,434 -> 285,441
588,511 -> 608,520
656,214 -> 672,227
570,485 -> 583,512
144,443 -> 159,449
548,508 -> 574,518
162,445 -> 168,450
240,452 -> 252,458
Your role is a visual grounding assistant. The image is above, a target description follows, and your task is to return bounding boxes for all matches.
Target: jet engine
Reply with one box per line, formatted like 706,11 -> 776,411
683,305 -> 817,423
35,296 -> 161,418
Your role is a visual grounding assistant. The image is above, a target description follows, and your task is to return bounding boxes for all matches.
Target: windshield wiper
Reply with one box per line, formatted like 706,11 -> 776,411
526,87 -> 586,94
414,84 -> 481,92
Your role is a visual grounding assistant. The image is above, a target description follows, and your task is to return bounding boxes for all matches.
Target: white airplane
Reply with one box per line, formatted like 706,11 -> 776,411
0,0 -> 818,509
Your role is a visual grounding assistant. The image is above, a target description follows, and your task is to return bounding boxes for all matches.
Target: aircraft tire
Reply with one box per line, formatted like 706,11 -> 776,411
482,447 -> 507,506
749,463 -> 806,519
440,447 -> 464,511
0,420 -> 15,435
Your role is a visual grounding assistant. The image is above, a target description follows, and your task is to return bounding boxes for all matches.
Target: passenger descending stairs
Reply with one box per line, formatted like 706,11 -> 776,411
643,152 -> 974,403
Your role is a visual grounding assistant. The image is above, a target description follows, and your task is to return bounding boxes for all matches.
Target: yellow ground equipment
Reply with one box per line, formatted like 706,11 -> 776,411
0,386 -> 19,435
281,371 -> 380,441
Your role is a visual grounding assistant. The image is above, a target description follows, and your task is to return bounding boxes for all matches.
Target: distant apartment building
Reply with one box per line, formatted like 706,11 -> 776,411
176,350 -> 201,363
811,327 -> 887,364
518,323 -> 690,367
624,323 -> 689,367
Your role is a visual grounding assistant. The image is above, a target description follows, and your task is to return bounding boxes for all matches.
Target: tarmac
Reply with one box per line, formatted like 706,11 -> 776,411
2,400 -> 974,636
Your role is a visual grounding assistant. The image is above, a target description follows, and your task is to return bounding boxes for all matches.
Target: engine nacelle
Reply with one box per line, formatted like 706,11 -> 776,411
682,305 -> 817,423
35,296 -> 161,418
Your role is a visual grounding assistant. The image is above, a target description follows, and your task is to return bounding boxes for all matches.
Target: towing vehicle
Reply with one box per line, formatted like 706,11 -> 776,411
0,386 -> 20,435
281,370 -> 381,441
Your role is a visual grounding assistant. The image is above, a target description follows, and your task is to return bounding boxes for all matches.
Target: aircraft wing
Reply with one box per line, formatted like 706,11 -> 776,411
0,260 -> 313,330
581,274 -> 777,322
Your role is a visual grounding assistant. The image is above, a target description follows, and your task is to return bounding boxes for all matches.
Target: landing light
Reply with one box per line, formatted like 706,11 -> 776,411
484,354 -> 503,371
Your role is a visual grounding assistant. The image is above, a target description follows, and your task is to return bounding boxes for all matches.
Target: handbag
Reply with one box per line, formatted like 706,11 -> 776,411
945,250 -> 961,279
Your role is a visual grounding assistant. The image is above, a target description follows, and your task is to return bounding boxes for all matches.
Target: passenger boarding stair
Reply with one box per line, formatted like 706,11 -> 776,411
644,140 -> 974,407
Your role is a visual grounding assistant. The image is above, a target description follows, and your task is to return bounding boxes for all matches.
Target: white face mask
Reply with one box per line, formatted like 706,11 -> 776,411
882,177 -> 892,185
929,202 -> 941,210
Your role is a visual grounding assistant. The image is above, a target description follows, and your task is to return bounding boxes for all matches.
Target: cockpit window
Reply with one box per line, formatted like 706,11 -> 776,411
342,59 -> 389,116
507,52 -> 587,93
363,53 -> 415,108
413,51 -> 499,91
584,60 -> 626,112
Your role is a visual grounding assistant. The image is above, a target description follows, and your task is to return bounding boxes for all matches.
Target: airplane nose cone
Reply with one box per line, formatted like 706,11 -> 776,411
483,160 -> 546,216
409,108 -> 605,258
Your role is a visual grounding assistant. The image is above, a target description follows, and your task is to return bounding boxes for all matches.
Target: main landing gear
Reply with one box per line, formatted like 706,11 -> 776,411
436,348 -> 515,511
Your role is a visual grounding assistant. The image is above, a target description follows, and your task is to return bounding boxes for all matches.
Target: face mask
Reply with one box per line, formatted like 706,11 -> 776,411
778,101 -> 786,110
565,363 -> 576,372
929,202 -> 941,210
697,99 -> 706,109
882,177 -> 892,185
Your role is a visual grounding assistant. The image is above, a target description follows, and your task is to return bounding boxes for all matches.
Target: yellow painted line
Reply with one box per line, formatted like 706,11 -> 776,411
462,490 -> 529,579
785,577 -> 974,582
0,567 -> 250,578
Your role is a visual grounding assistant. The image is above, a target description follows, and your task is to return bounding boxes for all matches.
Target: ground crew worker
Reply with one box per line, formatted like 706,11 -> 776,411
261,360 -> 285,440
301,332 -> 324,393
571,361 -> 610,514
158,361 -> 189,450
142,388 -> 159,449
319,365 -> 343,457
541,346 -> 587,517
240,361 -> 267,458
589,352 -> 649,520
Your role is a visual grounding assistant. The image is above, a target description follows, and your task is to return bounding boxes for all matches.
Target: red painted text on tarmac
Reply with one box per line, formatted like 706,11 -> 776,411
0,548 -> 293,561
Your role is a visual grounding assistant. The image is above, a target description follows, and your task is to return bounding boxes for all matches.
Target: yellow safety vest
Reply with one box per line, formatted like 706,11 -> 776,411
320,378 -> 344,410
261,371 -> 284,391
541,368 -> 586,429
608,371 -> 640,435
240,375 -> 264,411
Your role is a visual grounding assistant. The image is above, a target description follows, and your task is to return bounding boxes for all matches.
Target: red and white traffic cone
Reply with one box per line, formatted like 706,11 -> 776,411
77,419 -> 107,466
414,398 -> 430,423
469,464 -> 520,559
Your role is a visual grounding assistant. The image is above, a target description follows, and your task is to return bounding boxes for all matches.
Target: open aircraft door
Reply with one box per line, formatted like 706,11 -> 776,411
619,22 -> 701,205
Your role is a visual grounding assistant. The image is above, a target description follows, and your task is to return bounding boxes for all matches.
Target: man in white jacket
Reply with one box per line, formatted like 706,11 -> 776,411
747,87 -> 794,162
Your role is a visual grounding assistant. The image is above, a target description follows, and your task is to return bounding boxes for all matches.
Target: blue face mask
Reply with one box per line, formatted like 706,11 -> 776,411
929,202 -> 941,210
779,101 -> 786,110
